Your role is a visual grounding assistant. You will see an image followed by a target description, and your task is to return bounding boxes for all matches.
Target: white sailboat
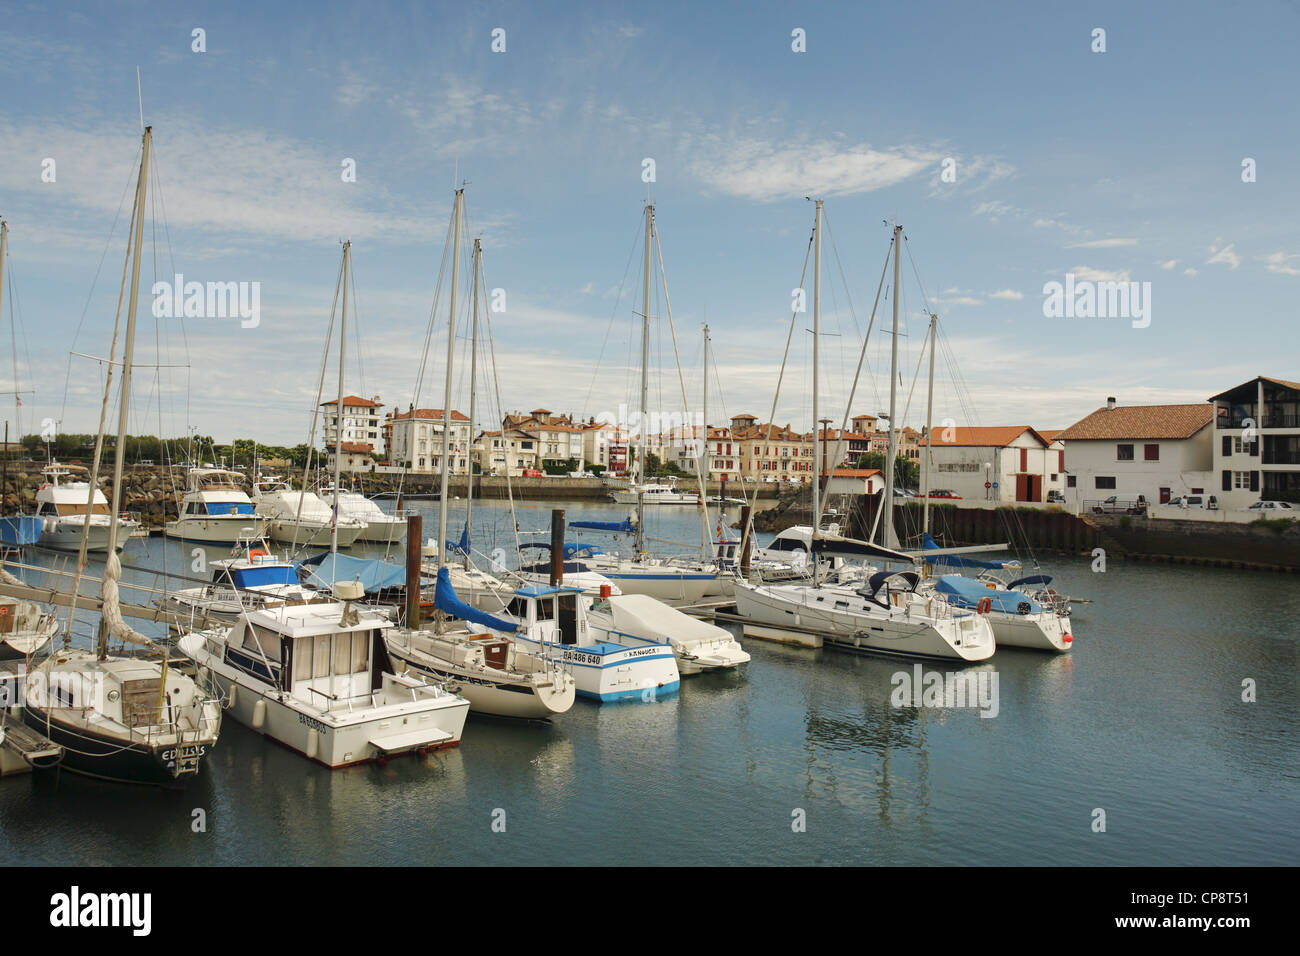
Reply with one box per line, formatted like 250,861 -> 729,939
732,211 -> 996,662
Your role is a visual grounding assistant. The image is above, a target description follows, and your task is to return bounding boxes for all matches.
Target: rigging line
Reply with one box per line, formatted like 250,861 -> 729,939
835,234 -> 892,450
148,147 -> 191,454
478,249 -> 521,560
60,143 -> 142,429
580,213 -> 643,421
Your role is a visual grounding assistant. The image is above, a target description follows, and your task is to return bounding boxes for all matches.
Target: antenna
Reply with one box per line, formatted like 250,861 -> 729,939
136,67 -> 144,132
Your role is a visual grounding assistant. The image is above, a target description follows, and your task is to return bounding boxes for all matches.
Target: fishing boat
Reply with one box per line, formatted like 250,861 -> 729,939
178,584 -> 469,766
0,594 -> 58,659
253,477 -> 364,548
34,463 -> 139,551
164,467 -> 268,542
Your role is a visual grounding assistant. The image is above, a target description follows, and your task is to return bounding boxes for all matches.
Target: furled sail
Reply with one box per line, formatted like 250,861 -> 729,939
432,567 -> 517,633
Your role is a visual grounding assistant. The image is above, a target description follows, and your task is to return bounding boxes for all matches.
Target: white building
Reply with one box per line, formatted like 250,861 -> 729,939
387,407 -> 471,475
1056,398 -> 1214,509
1208,375 -> 1300,508
320,395 -> 383,454
475,429 -> 540,477
919,426 -> 1057,503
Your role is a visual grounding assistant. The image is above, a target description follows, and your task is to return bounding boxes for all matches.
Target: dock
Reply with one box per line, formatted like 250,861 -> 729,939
1,662 -> 63,775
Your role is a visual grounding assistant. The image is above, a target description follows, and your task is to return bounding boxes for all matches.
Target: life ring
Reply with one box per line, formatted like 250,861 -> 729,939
249,548 -> 267,561
977,597 -> 992,614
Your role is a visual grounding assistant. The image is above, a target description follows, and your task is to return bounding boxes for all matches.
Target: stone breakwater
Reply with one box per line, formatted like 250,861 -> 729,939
0,465 -> 779,529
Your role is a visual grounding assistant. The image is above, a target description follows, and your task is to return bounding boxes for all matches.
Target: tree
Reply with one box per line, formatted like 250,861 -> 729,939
855,451 -> 917,489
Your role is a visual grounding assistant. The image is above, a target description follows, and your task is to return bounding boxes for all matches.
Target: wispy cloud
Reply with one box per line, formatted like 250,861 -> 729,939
1068,238 -> 1137,248
1070,266 -> 1132,283
1206,242 -> 1241,269
1158,259 -> 1178,270
988,289 -> 1023,300
1260,251 -> 1300,276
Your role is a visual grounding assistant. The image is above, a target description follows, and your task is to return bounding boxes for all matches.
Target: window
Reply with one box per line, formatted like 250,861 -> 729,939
1191,488 -> 1203,495
1117,444 -> 1134,461
1144,444 -> 1159,461
1067,476 -> 1077,488
1234,471 -> 1250,489
1095,476 -> 1117,489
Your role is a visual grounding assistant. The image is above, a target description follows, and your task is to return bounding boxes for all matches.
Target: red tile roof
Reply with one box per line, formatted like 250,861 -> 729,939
320,395 -> 381,407
920,426 -> 1048,448
1056,404 -> 1212,441
390,408 -> 469,422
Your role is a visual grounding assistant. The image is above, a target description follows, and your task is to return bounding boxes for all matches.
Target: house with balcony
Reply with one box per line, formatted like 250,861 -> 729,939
475,428 -> 540,476
1055,398 -> 1214,509
320,395 -> 383,465
1208,376 -> 1300,507
387,406 -> 471,475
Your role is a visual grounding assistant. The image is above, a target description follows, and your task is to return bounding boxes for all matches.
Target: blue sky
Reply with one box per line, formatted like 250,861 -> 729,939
2,0 -> 1298,448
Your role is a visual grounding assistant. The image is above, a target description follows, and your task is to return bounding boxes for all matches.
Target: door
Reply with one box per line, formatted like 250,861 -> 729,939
1015,474 -> 1029,502
1159,487 -> 1170,504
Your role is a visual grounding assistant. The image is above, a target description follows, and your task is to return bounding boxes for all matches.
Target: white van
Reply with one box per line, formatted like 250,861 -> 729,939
1092,493 -> 1148,515
1168,494 -> 1218,510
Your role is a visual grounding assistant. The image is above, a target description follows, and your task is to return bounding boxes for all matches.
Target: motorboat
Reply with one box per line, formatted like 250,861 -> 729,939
253,477 -> 364,548
0,594 -> 58,659
583,592 -> 749,675
34,463 -> 138,551
164,468 -> 268,543
318,483 -> 406,543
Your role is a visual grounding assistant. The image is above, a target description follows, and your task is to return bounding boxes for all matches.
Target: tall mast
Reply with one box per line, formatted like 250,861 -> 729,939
438,188 -> 463,568
636,203 -> 652,555
811,199 -> 822,532
881,223 -> 902,548
700,323 -> 710,558
102,127 -> 151,560
0,219 -> 6,517
331,239 -> 350,554
465,236 -> 480,570
922,312 -> 936,535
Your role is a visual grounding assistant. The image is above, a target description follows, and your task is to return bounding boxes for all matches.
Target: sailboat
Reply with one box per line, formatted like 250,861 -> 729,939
177,240 -> 470,763
376,193 -> 577,718
731,211 -> 995,662
13,125 -> 223,785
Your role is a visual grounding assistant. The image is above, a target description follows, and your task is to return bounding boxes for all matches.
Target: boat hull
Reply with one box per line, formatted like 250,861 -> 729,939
38,519 -> 128,552
164,516 -> 269,543
988,611 -> 1074,652
388,651 -> 574,720
267,519 -> 363,548
510,634 -> 680,703
590,567 -> 715,604
733,581 -> 994,662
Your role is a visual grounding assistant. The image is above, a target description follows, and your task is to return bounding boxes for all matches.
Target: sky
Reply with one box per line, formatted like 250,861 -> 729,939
1,0 -> 1298,449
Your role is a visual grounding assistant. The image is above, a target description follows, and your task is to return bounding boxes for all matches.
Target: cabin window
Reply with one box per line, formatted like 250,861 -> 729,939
352,632 -> 370,673
313,636 -> 330,678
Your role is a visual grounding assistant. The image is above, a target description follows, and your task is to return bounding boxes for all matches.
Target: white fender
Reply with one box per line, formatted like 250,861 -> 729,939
252,698 -> 266,729
227,684 -> 237,709
305,729 -> 318,761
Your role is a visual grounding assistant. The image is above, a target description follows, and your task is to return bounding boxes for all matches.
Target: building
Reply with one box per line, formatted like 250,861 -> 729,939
320,395 -> 383,460
582,421 -> 629,475
734,422 -> 815,482
325,441 -> 378,474
920,426 -> 1057,503
823,467 -> 882,497
475,428 -> 540,476
1208,376 -> 1300,507
1055,398 -> 1214,508
387,406 -> 472,475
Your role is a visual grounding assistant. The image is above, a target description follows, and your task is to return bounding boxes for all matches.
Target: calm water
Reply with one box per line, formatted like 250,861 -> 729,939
2,498 -> 1297,866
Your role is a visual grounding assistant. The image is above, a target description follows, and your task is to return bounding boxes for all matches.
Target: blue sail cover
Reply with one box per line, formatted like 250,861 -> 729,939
0,516 -> 42,546
935,574 -> 1041,614
569,518 -> 636,533
920,532 -> 1013,570
299,553 -> 410,593
433,567 -> 517,633
520,542 -> 605,558
1008,574 -> 1052,588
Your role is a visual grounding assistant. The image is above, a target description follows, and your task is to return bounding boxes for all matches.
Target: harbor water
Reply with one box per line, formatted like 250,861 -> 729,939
1,498 -> 1296,866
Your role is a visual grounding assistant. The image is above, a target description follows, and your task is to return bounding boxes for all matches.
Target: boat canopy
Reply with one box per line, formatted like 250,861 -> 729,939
519,542 -> 606,558
811,535 -> 913,563
1008,573 -> 1052,588
936,574 -> 1040,615
0,516 -> 42,546
569,518 -> 636,533
433,567 -> 517,633
919,532 -> 1014,569
300,553 -> 411,594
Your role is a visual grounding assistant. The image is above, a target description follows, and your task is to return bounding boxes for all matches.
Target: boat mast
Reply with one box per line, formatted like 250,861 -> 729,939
331,239 -> 350,554
465,236 -> 480,571
0,219 -> 6,518
811,200 -> 823,533
438,188 -> 463,568
922,312 -> 936,536
636,203 -> 652,555
880,223 -> 902,549
700,322 -> 710,559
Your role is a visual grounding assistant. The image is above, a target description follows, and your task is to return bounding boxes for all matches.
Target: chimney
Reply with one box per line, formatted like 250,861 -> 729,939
1106,396 -> 1116,410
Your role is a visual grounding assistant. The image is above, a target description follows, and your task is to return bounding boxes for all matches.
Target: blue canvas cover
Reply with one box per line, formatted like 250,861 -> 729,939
0,516 -> 42,546
433,567 -> 517,633
569,518 -> 636,533
920,532 -> 1013,570
935,574 -> 1040,615
300,553 -> 409,593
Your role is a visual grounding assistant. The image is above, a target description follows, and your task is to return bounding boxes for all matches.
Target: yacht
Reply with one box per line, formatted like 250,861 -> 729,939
385,568 -> 576,720
545,543 -> 717,605
319,483 -> 406,543
177,584 -> 470,767
928,572 -> 1073,652
253,477 -> 364,548
34,463 -> 138,551
0,594 -> 58,659
164,468 -> 268,543
583,592 -> 749,675
609,476 -> 700,505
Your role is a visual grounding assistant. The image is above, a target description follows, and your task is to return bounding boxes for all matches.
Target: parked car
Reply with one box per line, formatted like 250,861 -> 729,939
568,470 -> 595,479
522,468 -> 542,478
1238,500 -> 1296,513
1169,494 -> 1218,510
927,489 -> 962,500
1046,490 -> 1066,504
1092,493 -> 1147,515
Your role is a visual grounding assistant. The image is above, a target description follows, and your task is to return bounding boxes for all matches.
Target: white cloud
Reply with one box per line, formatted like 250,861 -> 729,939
1068,238 -> 1138,248
1184,267 -> 1198,277
1206,243 -> 1241,269
1260,251 -> 1300,276
690,138 -> 939,203
1158,259 -> 1178,270
1069,266 -> 1132,283
988,289 -> 1024,300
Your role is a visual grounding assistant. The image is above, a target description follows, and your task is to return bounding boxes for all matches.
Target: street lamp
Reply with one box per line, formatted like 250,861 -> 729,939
985,461 -> 992,500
